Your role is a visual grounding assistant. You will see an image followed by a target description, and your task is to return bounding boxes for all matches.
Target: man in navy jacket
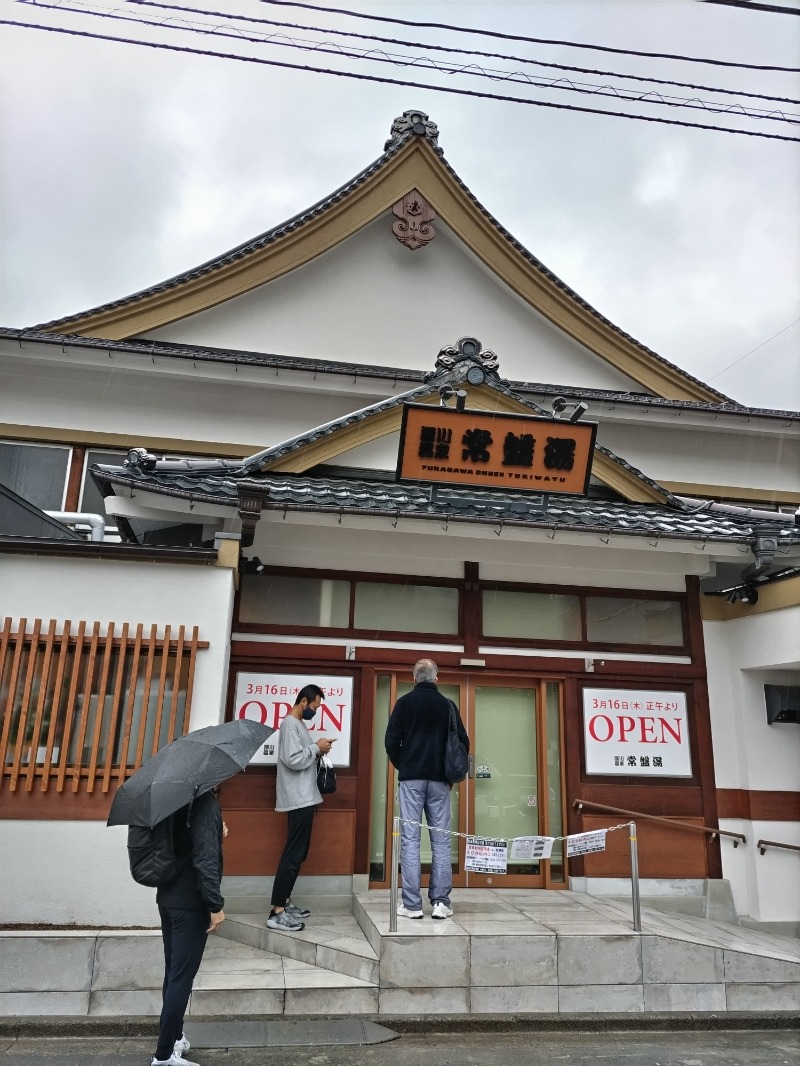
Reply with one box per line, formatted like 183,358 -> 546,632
385,659 -> 469,920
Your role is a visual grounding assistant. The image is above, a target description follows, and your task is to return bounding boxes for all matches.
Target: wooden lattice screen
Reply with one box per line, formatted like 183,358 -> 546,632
0,619 -> 208,794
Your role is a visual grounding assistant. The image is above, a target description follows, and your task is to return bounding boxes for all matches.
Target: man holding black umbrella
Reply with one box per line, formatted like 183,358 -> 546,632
151,788 -> 224,1066
107,718 -> 274,1066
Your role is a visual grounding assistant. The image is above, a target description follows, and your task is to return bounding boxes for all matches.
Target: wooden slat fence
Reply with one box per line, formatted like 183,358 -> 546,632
0,618 -> 208,793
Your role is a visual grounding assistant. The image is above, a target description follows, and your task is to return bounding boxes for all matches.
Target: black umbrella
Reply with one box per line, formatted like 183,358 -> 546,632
107,718 -> 274,827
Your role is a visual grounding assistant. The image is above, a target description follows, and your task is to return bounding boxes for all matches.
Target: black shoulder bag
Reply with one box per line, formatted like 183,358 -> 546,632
444,700 -> 469,784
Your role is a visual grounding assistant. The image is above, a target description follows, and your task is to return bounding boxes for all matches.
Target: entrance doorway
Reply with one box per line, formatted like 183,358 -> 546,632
369,673 -> 567,889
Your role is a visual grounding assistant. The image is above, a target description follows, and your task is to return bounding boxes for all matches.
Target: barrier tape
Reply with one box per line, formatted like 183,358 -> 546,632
397,817 -> 632,842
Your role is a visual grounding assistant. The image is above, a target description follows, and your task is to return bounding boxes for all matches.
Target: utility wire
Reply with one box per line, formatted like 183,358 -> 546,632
5,17 -> 799,142
123,0 -> 800,106
700,0 -> 800,14
707,318 -> 800,381
26,0 -> 799,125
259,0 -> 800,72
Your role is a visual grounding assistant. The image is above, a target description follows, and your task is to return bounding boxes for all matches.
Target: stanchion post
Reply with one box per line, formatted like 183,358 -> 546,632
389,816 -> 399,933
629,820 -> 641,932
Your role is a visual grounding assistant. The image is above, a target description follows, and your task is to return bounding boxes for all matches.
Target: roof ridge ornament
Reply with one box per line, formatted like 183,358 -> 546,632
434,337 -> 500,381
385,110 -> 441,151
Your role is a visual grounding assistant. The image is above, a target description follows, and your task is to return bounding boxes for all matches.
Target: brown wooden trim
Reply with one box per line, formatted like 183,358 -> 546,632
353,666 -> 375,875
1,617 -> 206,796
100,622 -> 129,793
463,561 -> 481,658
56,620 -> 86,792
64,445 -> 86,512
10,618 -> 42,791
24,619 -> 57,792
40,621 -> 71,792
115,623 -> 144,788
150,624 -> 172,760
717,789 -> 800,821
86,622 -> 115,793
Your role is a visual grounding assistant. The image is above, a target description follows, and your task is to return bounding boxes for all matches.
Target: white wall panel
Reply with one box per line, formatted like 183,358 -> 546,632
145,218 -> 642,393
0,821 -> 157,926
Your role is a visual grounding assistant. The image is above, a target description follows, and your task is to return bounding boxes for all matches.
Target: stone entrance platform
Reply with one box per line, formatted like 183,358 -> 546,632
2,889 -> 798,1017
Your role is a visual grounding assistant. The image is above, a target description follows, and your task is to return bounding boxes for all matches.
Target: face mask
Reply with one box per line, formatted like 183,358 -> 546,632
302,707 -> 317,721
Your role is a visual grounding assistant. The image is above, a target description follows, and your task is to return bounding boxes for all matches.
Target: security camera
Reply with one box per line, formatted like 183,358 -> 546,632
569,402 -> 589,423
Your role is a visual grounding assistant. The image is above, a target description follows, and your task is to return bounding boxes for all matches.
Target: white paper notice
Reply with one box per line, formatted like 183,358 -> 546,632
509,836 -> 555,860
566,830 -> 607,857
465,836 -> 508,874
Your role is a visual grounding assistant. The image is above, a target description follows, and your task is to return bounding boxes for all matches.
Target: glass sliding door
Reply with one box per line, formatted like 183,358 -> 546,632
369,672 -> 566,890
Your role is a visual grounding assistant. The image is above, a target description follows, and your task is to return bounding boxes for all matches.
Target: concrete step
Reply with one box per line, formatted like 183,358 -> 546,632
219,910 -> 379,985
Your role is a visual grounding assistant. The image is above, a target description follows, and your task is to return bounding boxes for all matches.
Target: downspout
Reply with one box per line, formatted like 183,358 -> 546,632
44,511 -> 106,542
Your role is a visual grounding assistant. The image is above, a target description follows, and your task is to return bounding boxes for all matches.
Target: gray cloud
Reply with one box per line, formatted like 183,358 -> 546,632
1,0 -> 798,409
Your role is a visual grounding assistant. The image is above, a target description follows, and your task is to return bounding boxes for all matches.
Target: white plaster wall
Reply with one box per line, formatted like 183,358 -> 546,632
249,514 -> 715,592
0,555 -> 234,732
0,822 -> 157,926
598,423 -> 800,496
144,217 -> 642,393
719,819 -> 800,923
705,609 -> 800,923
704,611 -> 800,792
0,352 -> 371,453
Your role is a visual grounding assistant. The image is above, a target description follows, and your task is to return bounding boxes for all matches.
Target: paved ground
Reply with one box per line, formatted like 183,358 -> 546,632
1,1030 -> 798,1066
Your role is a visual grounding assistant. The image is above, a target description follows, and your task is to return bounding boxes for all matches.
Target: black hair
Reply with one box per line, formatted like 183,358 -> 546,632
296,684 -> 325,706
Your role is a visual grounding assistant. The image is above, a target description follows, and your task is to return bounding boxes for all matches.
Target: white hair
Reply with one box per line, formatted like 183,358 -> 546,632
413,659 -> 437,683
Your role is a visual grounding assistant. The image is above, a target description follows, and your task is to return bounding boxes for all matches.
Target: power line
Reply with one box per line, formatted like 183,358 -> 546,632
26,0 -> 799,126
707,317 -> 800,381
258,0 -> 800,72
6,17 -> 799,142
123,0 -> 800,106
700,0 -> 800,14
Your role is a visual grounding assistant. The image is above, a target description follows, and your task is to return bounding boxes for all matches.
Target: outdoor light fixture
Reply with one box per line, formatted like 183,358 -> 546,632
439,386 -> 468,410
552,397 -> 589,422
723,584 -> 759,606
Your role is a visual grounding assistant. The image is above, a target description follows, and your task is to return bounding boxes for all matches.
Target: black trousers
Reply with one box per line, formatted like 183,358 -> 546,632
154,905 -> 208,1061
271,805 -> 316,908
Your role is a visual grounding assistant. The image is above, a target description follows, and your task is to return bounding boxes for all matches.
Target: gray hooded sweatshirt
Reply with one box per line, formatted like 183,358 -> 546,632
275,715 -> 322,813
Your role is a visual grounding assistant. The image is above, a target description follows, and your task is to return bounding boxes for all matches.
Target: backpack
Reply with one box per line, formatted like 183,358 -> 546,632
127,814 -> 182,888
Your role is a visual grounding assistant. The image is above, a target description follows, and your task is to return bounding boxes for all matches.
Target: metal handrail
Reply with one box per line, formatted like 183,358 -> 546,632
573,800 -> 746,847
757,838 -> 800,855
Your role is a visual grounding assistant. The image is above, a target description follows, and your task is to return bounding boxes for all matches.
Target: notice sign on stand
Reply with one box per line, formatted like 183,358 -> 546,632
566,830 -> 607,857
510,836 -> 555,861
465,836 -> 508,874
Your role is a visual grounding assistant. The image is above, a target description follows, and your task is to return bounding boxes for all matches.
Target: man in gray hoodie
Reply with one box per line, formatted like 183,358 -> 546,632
268,684 -> 334,932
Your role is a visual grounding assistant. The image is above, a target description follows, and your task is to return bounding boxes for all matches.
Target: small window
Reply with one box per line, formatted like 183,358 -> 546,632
586,596 -> 684,646
239,574 -> 350,627
0,440 -> 70,511
354,582 -> 459,634
482,589 -> 581,641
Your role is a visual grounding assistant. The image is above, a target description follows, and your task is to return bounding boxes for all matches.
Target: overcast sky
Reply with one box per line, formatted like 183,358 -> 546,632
1,0 -> 799,410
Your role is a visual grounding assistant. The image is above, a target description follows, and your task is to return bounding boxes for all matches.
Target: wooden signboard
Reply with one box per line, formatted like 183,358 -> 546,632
396,403 -> 597,495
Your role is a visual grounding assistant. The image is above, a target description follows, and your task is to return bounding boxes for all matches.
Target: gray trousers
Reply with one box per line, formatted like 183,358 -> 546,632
398,779 -> 452,909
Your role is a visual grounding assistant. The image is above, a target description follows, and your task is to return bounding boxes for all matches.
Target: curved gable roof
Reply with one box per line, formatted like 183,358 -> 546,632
36,110 -> 727,404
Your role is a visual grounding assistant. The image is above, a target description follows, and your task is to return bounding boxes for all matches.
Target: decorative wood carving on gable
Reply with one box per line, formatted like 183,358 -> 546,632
392,189 -> 436,251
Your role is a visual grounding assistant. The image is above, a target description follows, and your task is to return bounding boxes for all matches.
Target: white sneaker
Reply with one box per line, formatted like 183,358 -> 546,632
152,1054 -> 199,1066
174,1035 -> 190,1056
431,901 -> 453,920
396,903 -> 423,919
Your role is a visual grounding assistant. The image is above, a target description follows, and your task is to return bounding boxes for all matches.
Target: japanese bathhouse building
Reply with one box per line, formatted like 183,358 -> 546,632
1,112 -> 798,929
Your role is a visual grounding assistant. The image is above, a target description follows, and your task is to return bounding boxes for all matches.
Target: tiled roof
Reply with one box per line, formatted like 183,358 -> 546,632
4,327 -> 797,421
26,112 -> 729,402
91,463 -> 799,545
